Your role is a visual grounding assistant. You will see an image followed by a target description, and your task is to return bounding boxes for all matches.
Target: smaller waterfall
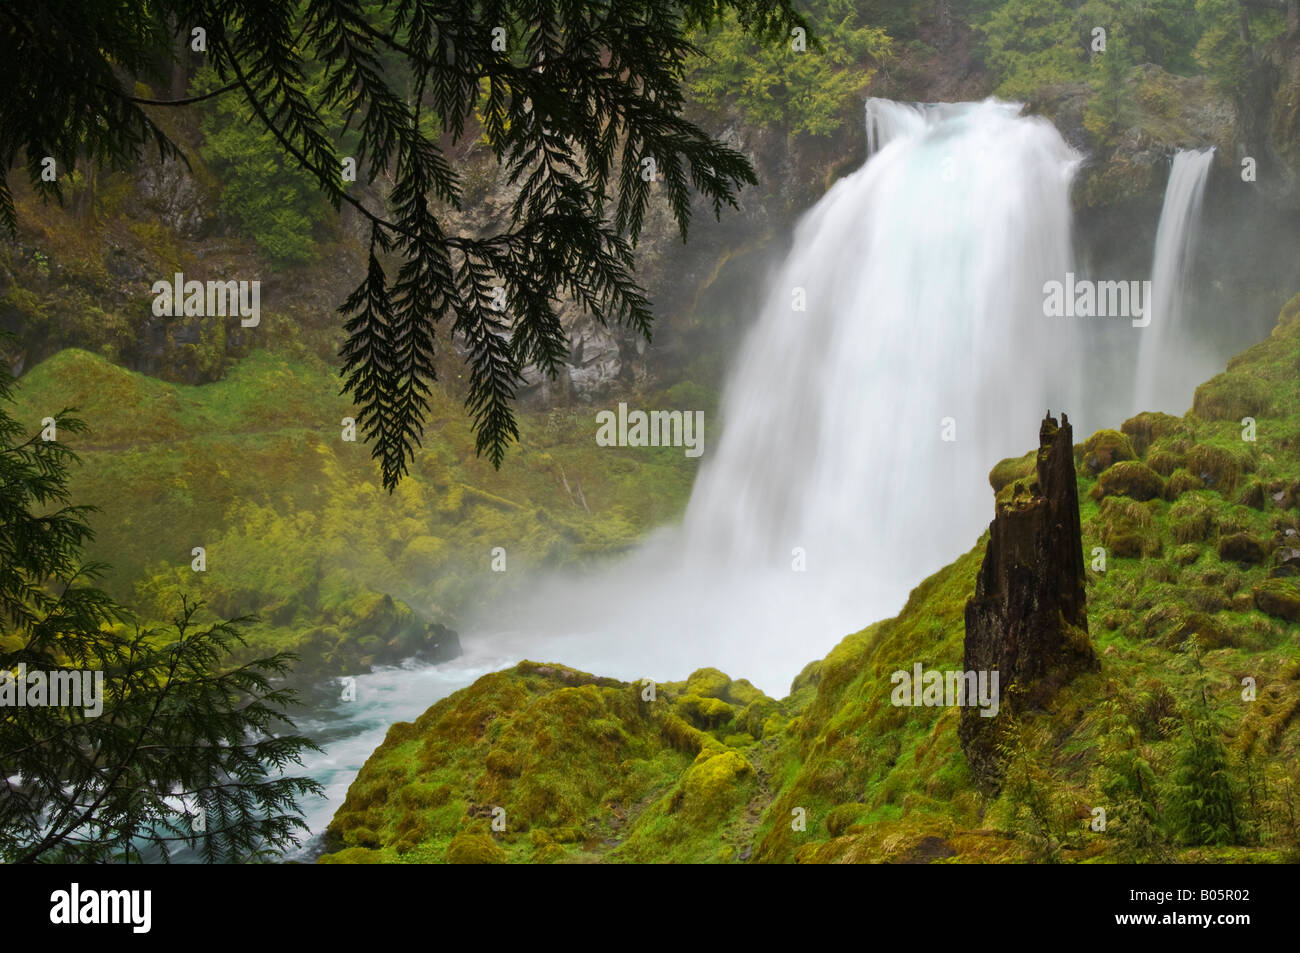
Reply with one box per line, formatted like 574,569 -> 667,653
1134,148 -> 1215,413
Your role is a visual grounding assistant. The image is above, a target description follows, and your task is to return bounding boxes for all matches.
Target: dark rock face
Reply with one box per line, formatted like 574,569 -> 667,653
960,411 -> 1099,791
294,595 -> 463,678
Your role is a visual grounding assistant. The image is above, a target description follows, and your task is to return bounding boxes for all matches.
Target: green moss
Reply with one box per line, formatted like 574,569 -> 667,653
1165,468 -> 1206,500
446,833 -> 508,864
1193,371 -> 1275,422
1217,532 -> 1268,565
682,667 -> 732,700
816,804 -> 861,838
1147,449 -> 1185,477
10,347 -> 705,674
675,694 -> 736,729
1186,445 -> 1244,496
677,750 -> 755,822
989,451 -> 1036,493
1081,428 -> 1136,474
1253,579 -> 1300,622
1095,498 -> 1161,559
1169,495 -> 1215,543
1090,460 -> 1165,502
317,847 -> 385,864
1122,411 -> 1184,456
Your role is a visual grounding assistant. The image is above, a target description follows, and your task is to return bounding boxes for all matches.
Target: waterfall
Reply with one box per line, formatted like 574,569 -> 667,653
291,100 -> 1099,843
464,98 -> 1087,696
680,99 -> 1082,593
1134,147 -> 1215,413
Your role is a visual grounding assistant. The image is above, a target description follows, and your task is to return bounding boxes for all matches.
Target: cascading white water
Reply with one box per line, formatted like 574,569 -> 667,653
1133,148 -> 1215,413
289,99 -> 1096,849
411,98 -> 1090,698
680,99 -> 1083,594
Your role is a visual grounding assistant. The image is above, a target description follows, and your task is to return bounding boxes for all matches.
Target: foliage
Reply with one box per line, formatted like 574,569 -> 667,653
974,0 -> 1279,103
0,0 -> 181,234
992,708 -> 1076,862
1095,697 -> 1168,857
1083,33 -> 1135,143
685,0 -> 891,137
0,353 -> 320,862
974,0 -> 1091,99
1,0 -> 807,488
193,64 -> 341,265
8,346 -> 703,670
1164,638 -> 1242,846
1194,0 -> 1286,99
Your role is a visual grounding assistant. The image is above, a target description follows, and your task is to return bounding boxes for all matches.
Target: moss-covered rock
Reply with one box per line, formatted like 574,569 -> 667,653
1121,411 -> 1184,456
1098,498 -> 1161,559
1082,428 -> 1136,474
1217,532 -> 1268,565
675,693 -> 736,729
1252,579 -> 1300,622
676,749 -> 755,822
1187,445 -> 1243,495
446,832 -> 508,864
1147,448 -> 1186,477
683,667 -> 732,700
1165,468 -> 1206,500
1169,495 -> 1214,543
1090,460 -> 1165,502
825,802 -> 868,837
989,451 -> 1036,493
1193,371 -> 1275,422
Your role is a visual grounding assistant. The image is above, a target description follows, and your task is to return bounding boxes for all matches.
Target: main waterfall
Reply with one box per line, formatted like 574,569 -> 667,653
463,99 -> 1087,696
682,99 -> 1082,592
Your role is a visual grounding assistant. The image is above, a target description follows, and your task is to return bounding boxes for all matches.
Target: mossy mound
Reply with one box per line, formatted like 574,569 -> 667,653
1164,468 -> 1206,500
989,451 -> 1036,493
1081,429 -> 1136,474
1193,371 -> 1275,422
1186,444 -> 1245,495
1147,448 -> 1186,477
446,832 -> 508,864
1218,532 -> 1269,565
1169,495 -> 1215,543
1121,411 -> 1185,457
1097,498 -> 1161,558
1253,579 -> 1300,622
1089,460 -> 1165,502
318,661 -> 785,864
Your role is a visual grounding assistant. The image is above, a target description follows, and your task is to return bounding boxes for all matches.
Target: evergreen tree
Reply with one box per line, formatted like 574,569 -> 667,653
0,0 -> 806,489
1094,696 -> 1168,858
1164,637 -> 1241,847
0,353 -> 321,863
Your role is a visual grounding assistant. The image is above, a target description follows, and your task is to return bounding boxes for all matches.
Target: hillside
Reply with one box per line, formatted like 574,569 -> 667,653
4,347 -> 703,674
320,293 -> 1300,864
